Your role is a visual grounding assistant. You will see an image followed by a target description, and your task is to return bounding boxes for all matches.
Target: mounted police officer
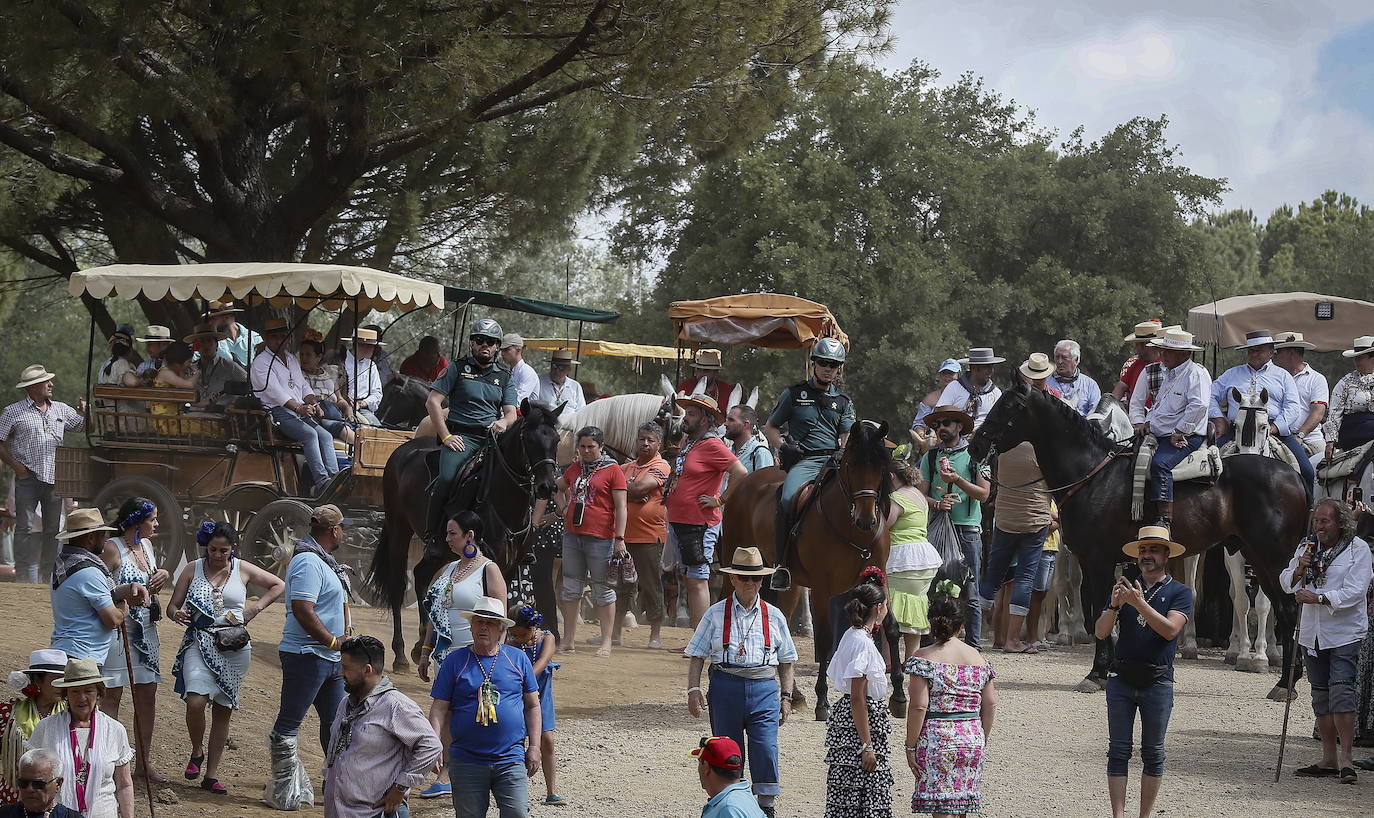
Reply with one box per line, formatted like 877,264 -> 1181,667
423,318 -> 518,546
762,337 -> 856,590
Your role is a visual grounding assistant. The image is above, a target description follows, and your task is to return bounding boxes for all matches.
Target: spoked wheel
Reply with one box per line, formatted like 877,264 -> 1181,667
93,475 -> 188,570
239,499 -> 313,594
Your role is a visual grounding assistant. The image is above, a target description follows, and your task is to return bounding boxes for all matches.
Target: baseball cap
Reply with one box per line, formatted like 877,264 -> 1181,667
938,358 -> 961,374
501,333 -> 525,350
690,736 -> 743,770
311,504 -> 355,528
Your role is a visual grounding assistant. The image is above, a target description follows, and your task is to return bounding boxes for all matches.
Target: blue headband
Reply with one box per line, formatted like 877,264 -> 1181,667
119,501 -> 155,531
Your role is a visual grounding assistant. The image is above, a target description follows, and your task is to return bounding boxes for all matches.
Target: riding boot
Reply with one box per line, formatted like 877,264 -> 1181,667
771,505 -> 793,591
1155,501 -> 1173,529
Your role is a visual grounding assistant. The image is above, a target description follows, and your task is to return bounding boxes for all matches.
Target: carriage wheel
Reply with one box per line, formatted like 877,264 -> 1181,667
239,499 -> 314,594
93,475 -> 188,571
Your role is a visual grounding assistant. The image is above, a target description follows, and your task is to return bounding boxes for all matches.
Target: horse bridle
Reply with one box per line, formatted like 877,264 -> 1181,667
815,455 -> 886,560
976,395 -> 1124,503
484,420 -> 557,540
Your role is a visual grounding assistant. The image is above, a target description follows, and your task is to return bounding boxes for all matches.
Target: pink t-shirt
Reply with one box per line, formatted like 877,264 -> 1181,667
664,437 -> 737,526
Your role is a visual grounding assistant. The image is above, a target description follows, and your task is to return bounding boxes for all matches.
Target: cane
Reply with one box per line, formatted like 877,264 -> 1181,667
119,622 -> 158,818
1273,614 -> 1302,782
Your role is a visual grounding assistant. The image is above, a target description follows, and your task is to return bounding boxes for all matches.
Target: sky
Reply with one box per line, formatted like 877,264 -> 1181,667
881,1 -> 1374,217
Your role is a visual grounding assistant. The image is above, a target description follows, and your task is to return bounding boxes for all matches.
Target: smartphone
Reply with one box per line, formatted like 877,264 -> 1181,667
1353,487 -> 1364,504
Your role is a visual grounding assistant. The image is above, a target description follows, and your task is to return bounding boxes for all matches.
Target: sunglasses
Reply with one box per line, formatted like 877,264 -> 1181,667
470,336 -> 500,347
734,575 -> 765,583
813,359 -> 842,369
935,419 -> 963,427
17,777 -> 54,789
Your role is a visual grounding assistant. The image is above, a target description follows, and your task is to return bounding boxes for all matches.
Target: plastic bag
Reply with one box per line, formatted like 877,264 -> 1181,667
927,509 -> 970,589
263,731 -> 314,810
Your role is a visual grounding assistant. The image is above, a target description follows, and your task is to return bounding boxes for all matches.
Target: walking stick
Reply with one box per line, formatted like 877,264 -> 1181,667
120,622 -> 158,818
1273,614 -> 1302,782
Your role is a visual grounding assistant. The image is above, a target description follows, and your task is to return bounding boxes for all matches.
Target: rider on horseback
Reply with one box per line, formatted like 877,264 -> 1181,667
424,317 -> 518,547
762,337 -> 855,590
1128,327 -> 1212,527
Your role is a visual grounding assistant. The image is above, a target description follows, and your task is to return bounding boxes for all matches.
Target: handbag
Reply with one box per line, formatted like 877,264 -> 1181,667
147,596 -> 163,623
1113,658 -> 1168,688
211,624 -> 251,652
671,522 -> 709,566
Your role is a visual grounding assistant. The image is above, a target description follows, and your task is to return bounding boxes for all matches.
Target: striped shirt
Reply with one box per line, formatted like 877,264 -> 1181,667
685,594 -> 798,668
0,398 -> 85,484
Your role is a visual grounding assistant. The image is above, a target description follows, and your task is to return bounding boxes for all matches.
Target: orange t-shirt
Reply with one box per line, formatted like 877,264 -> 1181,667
621,455 -> 670,544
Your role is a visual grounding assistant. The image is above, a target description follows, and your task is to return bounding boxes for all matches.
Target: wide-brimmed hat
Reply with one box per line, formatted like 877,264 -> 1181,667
460,595 -> 516,627
673,392 -> 724,423
1272,331 -> 1315,351
938,358 -> 961,374
55,508 -> 119,541
958,347 -> 1005,365
203,300 -> 243,319
21,649 -> 68,676
51,657 -> 113,689
691,736 -> 744,770
1148,326 -> 1202,352
1232,329 -> 1276,350
342,327 -> 385,346
136,325 -> 174,343
1343,335 -> 1374,359
693,348 -> 723,370
261,318 -> 290,335
720,547 -> 776,576
550,348 -> 579,366
1123,320 -> 1163,343
1122,525 -> 1185,558
500,333 -> 524,350
183,322 -> 228,344
15,365 -> 55,389
1018,352 -> 1053,380
924,405 -> 974,433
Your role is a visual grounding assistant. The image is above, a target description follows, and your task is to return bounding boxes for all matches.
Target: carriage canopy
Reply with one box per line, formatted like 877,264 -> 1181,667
1187,292 -> 1374,352
668,293 -> 848,350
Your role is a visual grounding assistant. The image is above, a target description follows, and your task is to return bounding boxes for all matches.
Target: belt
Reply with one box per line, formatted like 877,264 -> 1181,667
925,711 -> 978,721
711,665 -> 778,680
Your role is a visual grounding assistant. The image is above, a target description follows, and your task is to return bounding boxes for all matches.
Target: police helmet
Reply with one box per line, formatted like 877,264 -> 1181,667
469,318 -> 503,341
810,337 -> 847,365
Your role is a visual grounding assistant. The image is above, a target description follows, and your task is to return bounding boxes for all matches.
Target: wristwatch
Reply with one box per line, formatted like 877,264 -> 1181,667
1318,594 -> 1330,606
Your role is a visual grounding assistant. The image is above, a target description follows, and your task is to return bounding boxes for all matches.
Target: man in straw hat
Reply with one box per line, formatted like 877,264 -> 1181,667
204,300 -> 260,367
1114,320 -> 1163,403
677,349 -> 736,412
0,365 -> 86,583
250,317 -> 340,492
428,596 -> 542,818
185,322 -> 246,412
1128,327 -> 1212,527
1094,525 -> 1193,818
762,337 -> 856,590
685,547 -> 798,818
537,348 -> 586,414
49,508 -> 148,665
692,736 -> 765,818
937,346 -> 1005,432
340,326 -> 385,425
1210,328 -> 1314,502
1272,331 -> 1330,461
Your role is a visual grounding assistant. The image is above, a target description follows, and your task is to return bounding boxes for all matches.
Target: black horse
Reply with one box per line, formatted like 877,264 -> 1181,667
367,399 -> 563,670
967,381 -> 1307,698
375,374 -> 433,429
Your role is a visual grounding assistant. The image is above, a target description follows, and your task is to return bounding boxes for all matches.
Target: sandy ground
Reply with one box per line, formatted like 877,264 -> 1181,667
2,581 -> 1366,818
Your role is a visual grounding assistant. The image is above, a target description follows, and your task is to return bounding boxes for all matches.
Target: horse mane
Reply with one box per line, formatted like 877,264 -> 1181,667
561,393 -> 665,445
1028,384 -> 1121,451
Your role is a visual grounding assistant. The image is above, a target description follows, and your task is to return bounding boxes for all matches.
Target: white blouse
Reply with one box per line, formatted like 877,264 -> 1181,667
827,626 -> 889,700
1324,371 -> 1374,445
28,710 -> 134,818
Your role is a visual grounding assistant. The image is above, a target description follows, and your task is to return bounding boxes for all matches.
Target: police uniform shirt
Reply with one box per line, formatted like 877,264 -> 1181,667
431,356 -> 517,428
767,381 -> 855,451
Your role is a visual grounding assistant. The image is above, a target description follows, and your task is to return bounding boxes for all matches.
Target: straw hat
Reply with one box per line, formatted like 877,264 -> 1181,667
14,365 -> 55,389
719,547 -> 777,576
551,348 -> 580,366
958,347 -> 1006,365
1018,352 -> 1054,380
135,325 -> 174,343
1342,335 -> 1374,359
1273,331 -> 1316,351
54,508 -> 118,541
1148,326 -> 1202,352
500,333 -> 525,350
342,327 -> 385,346
924,405 -> 974,434
1123,320 -> 1163,343
1232,329 -> 1277,350
21,649 -> 68,676
673,392 -> 724,424
51,657 -> 113,689
693,349 -> 723,370
183,322 -> 228,344
203,301 -> 243,319
1121,525 -> 1186,558
459,596 -> 515,627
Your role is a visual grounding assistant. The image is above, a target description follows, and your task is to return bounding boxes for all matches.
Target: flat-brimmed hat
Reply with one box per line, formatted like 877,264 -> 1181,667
15,365 -> 55,389
550,348 -> 579,366
51,657 -> 113,689
719,546 -> 776,576
500,333 -> 525,350
310,504 -> 355,528
958,347 -> 1005,365
1342,335 -> 1374,359
674,392 -> 725,424
1273,331 -> 1316,351
203,301 -> 243,319
924,405 -> 974,434
261,318 -> 290,334
693,348 -> 723,370
1122,525 -> 1185,558
136,325 -> 174,343
1018,352 -> 1053,380
1123,320 -> 1163,344
691,736 -> 744,770
937,358 -> 961,374
1148,326 -> 1202,352
460,595 -> 516,627
54,508 -> 118,541
21,649 -> 68,676
341,327 -> 385,346
183,322 -> 228,344
1233,329 -> 1276,350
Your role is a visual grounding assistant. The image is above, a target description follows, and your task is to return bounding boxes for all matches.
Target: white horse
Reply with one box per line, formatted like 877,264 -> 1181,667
1218,388 -> 1279,671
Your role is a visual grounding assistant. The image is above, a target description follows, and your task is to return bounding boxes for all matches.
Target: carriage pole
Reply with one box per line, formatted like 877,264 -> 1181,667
120,622 -> 158,817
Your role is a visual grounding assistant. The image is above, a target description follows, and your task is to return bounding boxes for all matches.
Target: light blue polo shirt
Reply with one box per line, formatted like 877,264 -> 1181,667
701,780 -> 765,817
51,568 -> 116,664
280,545 -> 346,661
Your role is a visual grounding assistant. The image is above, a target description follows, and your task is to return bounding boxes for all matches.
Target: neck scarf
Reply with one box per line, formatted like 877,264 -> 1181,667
325,677 -> 397,769
572,454 -> 618,506
51,545 -> 112,591
955,372 -> 996,418
664,429 -> 723,499
1305,536 -> 1353,587
294,536 -> 352,597
2,697 -> 66,793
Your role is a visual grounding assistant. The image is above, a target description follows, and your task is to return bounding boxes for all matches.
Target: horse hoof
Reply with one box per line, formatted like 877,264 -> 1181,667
1054,632 -> 1073,647
1075,678 -> 1105,694
815,705 -> 830,722
1223,653 -> 1239,666
392,659 -> 411,673
1180,647 -> 1198,660
1269,656 -> 1283,668
889,699 -> 908,719
1236,657 -> 1267,674
1073,633 -> 1095,645
1266,685 -> 1295,702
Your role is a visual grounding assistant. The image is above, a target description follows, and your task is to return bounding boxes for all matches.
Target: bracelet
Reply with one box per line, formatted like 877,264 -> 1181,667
1107,605 -> 1120,612
329,636 -> 338,650
858,743 -> 874,755
903,746 -> 918,753
687,686 -> 703,695
441,433 -> 453,444
420,646 -> 434,654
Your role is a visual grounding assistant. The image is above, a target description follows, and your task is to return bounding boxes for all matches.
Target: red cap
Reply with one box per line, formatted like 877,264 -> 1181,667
690,736 -> 743,770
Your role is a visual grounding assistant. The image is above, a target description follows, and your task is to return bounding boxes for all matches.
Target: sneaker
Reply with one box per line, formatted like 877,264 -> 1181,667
418,782 -> 452,798
544,794 -> 569,806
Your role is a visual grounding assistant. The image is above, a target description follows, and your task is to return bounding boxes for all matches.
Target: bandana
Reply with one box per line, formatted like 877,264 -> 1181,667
664,429 -> 724,499
294,535 -> 352,597
51,545 -> 113,591
325,677 -> 398,769
955,372 -> 997,419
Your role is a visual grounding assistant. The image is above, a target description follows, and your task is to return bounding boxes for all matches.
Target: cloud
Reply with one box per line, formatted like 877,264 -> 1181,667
879,2 -> 1374,216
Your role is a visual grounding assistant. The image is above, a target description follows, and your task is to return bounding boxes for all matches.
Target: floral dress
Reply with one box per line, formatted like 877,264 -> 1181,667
904,657 -> 995,815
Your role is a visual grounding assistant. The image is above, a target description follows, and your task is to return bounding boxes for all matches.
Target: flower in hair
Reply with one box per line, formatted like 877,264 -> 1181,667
196,521 -> 220,547
518,606 -> 543,628
934,579 -> 962,598
859,566 -> 887,587
303,328 -> 324,342
119,500 -> 155,531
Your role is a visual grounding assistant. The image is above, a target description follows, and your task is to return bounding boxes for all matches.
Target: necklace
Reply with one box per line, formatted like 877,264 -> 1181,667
1136,578 -> 1171,627
441,558 -> 481,603
474,651 -> 500,726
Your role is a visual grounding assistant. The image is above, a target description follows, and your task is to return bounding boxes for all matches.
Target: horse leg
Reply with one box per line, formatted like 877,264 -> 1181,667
884,610 -> 907,718
1221,550 -> 1247,667
1176,554 -> 1200,660
1055,550 -> 1089,646
812,592 -> 833,722
376,520 -> 411,672
1077,556 -> 1114,694
768,585 -> 807,713
789,587 -> 814,637
1242,584 -> 1274,673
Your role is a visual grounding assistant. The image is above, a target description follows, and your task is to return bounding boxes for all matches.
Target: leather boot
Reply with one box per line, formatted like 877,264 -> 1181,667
1155,501 -> 1173,529
770,504 -> 793,591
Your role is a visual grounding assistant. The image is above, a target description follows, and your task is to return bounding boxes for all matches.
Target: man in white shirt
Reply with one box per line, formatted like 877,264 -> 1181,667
250,318 -> 340,490
500,333 -> 541,406
1129,327 -> 1212,527
537,349 -> 587,413
1273,331 -> 1330,461
1280,498 -> 1372,783
937,347 -> 1004,431
341,327 -> 384,425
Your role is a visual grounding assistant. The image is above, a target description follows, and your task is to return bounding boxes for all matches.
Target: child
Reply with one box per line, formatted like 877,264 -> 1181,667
507,604 -> 563,805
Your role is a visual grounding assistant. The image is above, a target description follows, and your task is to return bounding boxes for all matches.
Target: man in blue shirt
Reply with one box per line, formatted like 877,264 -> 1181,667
1094,526 -> 1194,818
49,508 -> 147,664
1210,329 -> 1314,503
429,596 -> 541,818
1052,339 -> 1102,416
693,736 -> 765,818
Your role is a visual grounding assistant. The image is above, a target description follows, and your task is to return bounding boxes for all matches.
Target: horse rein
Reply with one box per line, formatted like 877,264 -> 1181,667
979,442 -> 1124,503
484,422 -> 555,541
814,459 -> 886,560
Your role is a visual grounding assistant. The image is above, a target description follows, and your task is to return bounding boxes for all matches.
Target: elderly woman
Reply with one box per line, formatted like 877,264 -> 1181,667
99,497 -> 170,785
556,426 -> 628,658
28,658 -> 135,818
167,521 -> 284,795
0,650 -> 67,804
1326,336 -> 1374,461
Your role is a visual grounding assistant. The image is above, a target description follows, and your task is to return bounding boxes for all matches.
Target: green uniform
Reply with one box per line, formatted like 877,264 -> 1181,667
429,355 -> 518,505
768,379 -> 856,506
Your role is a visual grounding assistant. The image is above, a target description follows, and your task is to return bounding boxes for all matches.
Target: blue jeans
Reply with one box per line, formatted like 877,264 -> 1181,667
13,476 -> 61,583
1216,430 -> 1314,501
272,651 -> 344,754
450,759 -> 529,818
708,670 -> 781,796
269,406 -> 340,487
955,524 -> 983,648
1033,550 -> 1057,594
1106,677 -> 1174,777
1303,640 -> 1360,715
979,526 -> 1048,616
1148,434 -> 1203,501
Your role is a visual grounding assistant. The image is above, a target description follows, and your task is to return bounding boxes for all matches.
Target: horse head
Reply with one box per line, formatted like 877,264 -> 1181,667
513,399 -> 564,499
656,375 -> 686,454
968,381 -> 1037,463
839,419 -> 891,531
1231,387 -> 1270,454
376,374 -> 431,429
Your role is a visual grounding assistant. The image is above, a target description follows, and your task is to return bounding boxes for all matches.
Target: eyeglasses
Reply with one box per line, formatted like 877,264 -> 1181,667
471,336 -> 500,347
17,777 -> 54,789
734,575 -> 765,583
813,359 -> 842,369
552,363 -> 571,370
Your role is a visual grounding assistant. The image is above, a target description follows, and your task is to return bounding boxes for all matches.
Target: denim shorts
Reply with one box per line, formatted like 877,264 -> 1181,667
1303,640 -> 1360,715
666,521 -> 720,580
561,532 -> 616,606
1033,550 -> 1057,594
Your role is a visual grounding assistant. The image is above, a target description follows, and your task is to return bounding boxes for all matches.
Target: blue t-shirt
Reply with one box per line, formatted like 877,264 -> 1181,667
280,548 -> 346,660
50,567 -> 116,664
701,780 -> 766,817
431,644 -> 537,765
1115,576 -> 1194,680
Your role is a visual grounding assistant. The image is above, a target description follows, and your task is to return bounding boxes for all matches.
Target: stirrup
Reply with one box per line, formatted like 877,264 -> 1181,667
769,566 -> 792,591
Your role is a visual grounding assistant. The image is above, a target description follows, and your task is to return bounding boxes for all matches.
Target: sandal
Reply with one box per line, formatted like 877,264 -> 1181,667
200,778 -> 227,795
1294,764 -> 1339,777
184,754 -> 204,780
1003,644 -> 1040,654
1340,767 -> 1358,784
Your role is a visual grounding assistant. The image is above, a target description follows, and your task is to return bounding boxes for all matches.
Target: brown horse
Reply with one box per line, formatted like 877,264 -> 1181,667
718,419 -> 902,720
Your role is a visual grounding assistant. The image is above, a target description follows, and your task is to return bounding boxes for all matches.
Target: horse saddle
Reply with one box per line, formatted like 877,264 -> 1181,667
1130,437 -> 1224,522
1217,439 -> 1300,474
1317,440 -> 1374,480
423,440 -> 490,494
778,462 -> 837,521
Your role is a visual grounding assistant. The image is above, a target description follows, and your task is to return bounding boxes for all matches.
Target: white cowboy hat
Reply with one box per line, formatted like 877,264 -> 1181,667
1343,335 -> 1374,359
14,365 -> 55,389
958,347 -> 1006,365
54,508 -> 119,541
1273,331 -> 1316,351
135,325 -> 174,343
51,657 -> 114,689
1123,320 -> 1163,344
460,596 -> 515,627
341,327 -> 385,346
1018,352 -> 1054,380
719,546 -> 777,576
1122,525 -> 1186,558
692,348 -> 723,369
1232,329 -> 1277,350
1148,326 -> 1202,352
